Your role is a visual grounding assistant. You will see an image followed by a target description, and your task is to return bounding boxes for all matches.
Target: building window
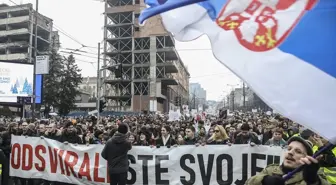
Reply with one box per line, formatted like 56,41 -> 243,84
134,0 -> 140,4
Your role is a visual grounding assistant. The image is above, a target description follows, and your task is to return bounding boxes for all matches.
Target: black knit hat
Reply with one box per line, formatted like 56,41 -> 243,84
288,136 -> 313,156
241,123 -> 250,131
117,123 -> 129,134
300,129 -> 314,140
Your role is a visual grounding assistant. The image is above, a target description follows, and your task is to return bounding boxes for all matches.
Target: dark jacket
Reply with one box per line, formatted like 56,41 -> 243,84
0,131 -> 12,158
134,140 -> 149,146
45,130 -> 62,142
208,139 -> 229,145
262,131 -> 273,145
60,130 -> 82,144
235,133 -> 261,145
0,149 -> 9,185
184,137 -> 198,145
155,135 -> 176,147
101,132 -> 132,174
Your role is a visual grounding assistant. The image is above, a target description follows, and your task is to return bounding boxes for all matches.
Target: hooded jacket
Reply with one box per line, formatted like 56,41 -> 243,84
101,132 -> 132,174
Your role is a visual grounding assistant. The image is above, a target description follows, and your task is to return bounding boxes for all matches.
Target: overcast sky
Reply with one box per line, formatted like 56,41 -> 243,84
4,0 -> 241,101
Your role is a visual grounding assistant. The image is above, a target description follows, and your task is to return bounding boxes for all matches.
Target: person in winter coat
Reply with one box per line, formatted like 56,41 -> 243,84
155,125 -> 176,147
101,123 -> 132,185
264,128 -> 287,147
235,123 -> 261,145
245,136 -> 330,185
0,122 -> 18,158
60,122 -> 82,144
44,123 -> 62,141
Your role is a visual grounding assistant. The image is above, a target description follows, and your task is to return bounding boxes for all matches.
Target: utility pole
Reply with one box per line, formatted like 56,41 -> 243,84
231,91 -> 235,111
227,96 -> 229,109
31,0 -> 39,120
243,82 -> 246,112
96,43 -> 101,121
22,100 -> 25,118
140,89 -> 142,113
193,89 -> 196,109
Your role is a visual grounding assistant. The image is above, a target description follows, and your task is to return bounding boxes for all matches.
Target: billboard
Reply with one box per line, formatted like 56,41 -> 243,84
0,62 -> 34,103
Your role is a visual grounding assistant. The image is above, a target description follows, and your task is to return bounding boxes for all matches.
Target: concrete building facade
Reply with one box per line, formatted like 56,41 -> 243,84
75,77 -> 98,110
0,3 -> 52,115
226,86 -> 271,111
0,3 -> 52,63
79,76 -> 98,98
102,0 -> 190,113
189,83 -> 207,109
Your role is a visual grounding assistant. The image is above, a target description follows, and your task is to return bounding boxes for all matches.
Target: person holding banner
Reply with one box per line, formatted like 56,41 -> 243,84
207,125 -> 230,145
245,136 -> 330,185
101,123 -> 132,185
155,126 -> 176,147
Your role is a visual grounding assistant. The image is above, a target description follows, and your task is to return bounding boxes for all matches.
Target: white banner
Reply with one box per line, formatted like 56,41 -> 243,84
10,136 -> 285,185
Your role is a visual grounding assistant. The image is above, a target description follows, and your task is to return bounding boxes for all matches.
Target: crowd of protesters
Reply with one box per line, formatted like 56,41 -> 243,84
0,111 -> 335,185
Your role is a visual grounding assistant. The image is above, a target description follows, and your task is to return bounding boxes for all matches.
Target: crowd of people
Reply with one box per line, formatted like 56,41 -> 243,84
0,113 -> 316,148
0,111 -> 335,185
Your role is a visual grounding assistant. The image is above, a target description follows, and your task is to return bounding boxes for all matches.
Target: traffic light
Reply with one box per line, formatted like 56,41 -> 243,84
99,100 -> 106,113
115,64 -> 122,78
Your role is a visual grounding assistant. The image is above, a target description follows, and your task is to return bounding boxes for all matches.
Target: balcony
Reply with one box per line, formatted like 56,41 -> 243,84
0,28 -> 29,37
106,0 -> 141,14
0,53 -> 28,61
156,50 -> 178,64
0,16 -> 29,26
104,78 -> 132,85
156,59 -> 178,73
0,41 -> 29,50
157,74 -> 178,86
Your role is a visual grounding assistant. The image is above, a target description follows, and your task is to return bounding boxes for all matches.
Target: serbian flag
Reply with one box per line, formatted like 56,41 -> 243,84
140,0 -> 336,142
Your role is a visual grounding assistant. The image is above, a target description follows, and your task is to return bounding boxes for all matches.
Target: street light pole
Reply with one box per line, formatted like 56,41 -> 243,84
96,63 -> 120,115
31,0 -> 39,120
96,43 -> 101,121
243,82 -> 246,111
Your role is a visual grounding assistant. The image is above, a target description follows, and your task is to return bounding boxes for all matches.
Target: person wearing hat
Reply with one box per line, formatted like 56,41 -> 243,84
301,130 -> 336,185
101,123 -> 132,185
245,136 -> 330,185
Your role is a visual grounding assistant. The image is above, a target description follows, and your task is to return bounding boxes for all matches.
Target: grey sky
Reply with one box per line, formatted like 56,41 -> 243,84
5,0 -> 240,101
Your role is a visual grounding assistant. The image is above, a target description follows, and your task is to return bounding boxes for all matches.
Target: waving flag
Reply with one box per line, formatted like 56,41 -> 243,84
140,0 -> 336,143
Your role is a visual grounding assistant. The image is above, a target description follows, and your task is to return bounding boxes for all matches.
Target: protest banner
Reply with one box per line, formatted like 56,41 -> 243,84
10,135 -> 285,185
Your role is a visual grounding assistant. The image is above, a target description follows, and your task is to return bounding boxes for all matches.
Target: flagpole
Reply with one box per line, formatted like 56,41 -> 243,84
283,143 -> 336,181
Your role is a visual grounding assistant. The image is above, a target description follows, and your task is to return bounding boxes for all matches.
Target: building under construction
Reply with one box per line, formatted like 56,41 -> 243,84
102,0 -> 190,113
0,3 -> 53,63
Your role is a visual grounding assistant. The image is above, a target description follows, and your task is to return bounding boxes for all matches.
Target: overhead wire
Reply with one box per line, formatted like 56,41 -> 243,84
7,0 -> 229,79
60,51 -> 99,59
60,47 -> 100,56
8,0 -> 99,56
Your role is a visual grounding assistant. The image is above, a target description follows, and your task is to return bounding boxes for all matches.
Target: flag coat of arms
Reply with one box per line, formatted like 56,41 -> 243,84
140,0 -> 336,142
